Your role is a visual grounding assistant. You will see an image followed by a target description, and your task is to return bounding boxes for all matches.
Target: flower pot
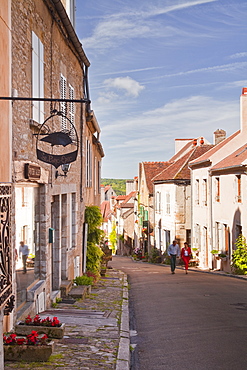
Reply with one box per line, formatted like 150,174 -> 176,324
15,323 -> 65,339
4,341 -> 54,362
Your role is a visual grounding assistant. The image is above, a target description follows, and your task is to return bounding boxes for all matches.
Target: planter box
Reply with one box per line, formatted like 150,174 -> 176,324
15,323 -> 65,339
4,341 -> 54,362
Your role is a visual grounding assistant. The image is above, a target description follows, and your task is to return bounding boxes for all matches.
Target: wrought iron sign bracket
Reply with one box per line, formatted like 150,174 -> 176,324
0,96 -> 91,104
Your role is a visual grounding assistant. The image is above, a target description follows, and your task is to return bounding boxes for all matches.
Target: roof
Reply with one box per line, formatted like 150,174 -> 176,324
211,143 -> 247,172
153,145 -> 213,182
189,130 -> 240,167
169,139 -> 195,162
142,162 -> 171,193
100,201 -> 112,221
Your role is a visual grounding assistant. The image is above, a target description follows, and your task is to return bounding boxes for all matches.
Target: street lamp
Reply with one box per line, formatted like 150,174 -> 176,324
55,163 -> 71,179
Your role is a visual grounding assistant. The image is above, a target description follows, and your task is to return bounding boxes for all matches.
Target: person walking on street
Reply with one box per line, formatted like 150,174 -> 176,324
19,241 -> 29,274
181,242 -> 192,274
168,240 -> 180,274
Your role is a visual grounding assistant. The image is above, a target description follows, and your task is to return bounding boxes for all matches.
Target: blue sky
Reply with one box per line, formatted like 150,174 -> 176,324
76,0 -> 247,179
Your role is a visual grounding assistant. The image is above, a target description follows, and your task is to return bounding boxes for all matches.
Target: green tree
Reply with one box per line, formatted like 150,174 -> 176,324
85,206 -> 104,275
231,234 -> 247,275
109,222 -> 117,254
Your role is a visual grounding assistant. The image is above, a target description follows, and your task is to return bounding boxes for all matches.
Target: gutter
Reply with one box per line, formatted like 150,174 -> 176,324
210,164 -> 247,174
188,159 -> 211,169
52,0 -> 90,67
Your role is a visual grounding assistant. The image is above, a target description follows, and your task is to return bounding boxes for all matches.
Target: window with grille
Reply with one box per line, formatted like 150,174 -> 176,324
32,32 -> 44,123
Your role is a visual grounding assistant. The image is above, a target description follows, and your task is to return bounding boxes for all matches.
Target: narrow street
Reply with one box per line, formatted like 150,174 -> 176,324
111,256 -> 247,370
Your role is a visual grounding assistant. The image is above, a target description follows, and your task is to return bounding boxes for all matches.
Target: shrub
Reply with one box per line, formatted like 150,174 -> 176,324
73,275 -> 94,286
231,234 -> 247,275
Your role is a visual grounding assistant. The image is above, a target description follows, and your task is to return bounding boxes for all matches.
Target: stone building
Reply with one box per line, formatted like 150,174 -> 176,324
11,0 -> 103,318
0,2 -> 13,367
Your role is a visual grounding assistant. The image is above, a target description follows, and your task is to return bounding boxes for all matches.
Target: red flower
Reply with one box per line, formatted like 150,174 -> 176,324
17,338 -> 26,345
33,315 -> 41,324
25,315 -> 32,325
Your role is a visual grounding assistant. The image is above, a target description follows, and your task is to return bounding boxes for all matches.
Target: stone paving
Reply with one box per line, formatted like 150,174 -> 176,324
4,268 -> 129,370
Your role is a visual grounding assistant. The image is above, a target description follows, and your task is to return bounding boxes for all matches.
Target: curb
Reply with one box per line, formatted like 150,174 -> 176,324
116,273 -> 130,370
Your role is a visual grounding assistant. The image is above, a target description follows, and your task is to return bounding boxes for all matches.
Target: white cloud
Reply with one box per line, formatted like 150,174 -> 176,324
103,76 -> 145,97
229,52 -> 247,59
80,0 -> 217,52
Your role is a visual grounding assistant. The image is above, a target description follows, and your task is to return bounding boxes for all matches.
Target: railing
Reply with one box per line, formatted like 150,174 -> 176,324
0,183 -> 14,314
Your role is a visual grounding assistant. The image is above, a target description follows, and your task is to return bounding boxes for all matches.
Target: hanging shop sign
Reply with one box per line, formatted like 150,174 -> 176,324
36,110 -> 79,168
24,163 -> 41,180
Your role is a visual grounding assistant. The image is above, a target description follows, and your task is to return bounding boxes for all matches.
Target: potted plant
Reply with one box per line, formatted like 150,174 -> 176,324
218,253 -> 228,262
3,331 -> 54,362
15,314 -> 65,339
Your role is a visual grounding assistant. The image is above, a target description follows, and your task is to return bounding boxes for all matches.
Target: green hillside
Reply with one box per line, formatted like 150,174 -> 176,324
101,178 -> 128,195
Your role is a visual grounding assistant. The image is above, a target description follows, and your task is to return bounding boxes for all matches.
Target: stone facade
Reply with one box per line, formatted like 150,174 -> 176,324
11,0 -> 103,316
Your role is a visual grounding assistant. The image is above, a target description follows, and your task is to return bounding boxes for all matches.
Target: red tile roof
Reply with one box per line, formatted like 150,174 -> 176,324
189,130 -> 240,167
143,162 -> 171,193
153,145 -> 213,182
211,143 -> 247,171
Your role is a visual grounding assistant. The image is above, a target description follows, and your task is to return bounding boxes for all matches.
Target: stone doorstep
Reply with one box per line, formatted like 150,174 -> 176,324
68,285 -> 91,299
60,280 -> 73,298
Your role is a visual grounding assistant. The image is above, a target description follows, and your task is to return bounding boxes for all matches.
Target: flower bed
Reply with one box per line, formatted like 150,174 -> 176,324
3,332 -> 54,362
15,315 -> 65,339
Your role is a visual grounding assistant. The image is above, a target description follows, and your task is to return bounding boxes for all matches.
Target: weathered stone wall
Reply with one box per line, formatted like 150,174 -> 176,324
11,0 -> 92,307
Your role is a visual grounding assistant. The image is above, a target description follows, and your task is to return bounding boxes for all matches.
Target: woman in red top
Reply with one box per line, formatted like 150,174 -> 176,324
181,242 -> 191,274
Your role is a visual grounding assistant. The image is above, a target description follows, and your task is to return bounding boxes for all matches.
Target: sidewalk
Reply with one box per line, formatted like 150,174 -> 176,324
5,268 -> 130,370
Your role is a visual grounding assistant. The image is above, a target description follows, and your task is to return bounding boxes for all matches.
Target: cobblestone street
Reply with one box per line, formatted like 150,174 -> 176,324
4,268 -> 127,370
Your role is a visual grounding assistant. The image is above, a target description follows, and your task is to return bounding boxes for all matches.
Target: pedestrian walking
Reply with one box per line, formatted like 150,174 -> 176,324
167,240 -> 180,274
181,242 -> 192,274
19,241 -> 29,274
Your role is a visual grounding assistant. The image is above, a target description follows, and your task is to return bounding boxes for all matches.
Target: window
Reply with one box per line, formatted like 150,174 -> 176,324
215,222 -> 220,250
166,193 -> 170,214
236,175 -> 241,203
32,32 -> 44,123
60,74 -> 67,130
71,193 -> 76,249
202,179 -> 207,206
156,191 -> 161,212
194,224 -> 200,250
69,84 -> 75,125
86,138 -> 92,187
195,179 -> 199,205
215,177 -> 220,202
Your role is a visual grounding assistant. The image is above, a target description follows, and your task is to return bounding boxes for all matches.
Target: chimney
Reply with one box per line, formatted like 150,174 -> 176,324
240,88 -> 247,135
214,129 -> 226,145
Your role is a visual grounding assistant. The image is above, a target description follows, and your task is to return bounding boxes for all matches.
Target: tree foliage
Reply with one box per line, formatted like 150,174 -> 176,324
231,234 -> 247,275
109,223 -> 117,253
101,178 -> 128,195
84,206 -> 104,275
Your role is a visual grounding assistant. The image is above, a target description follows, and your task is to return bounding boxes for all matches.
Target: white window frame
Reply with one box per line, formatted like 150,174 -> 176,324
86,138 -> 92,188
166,192 -> 170,215
32,31 -> 44,124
